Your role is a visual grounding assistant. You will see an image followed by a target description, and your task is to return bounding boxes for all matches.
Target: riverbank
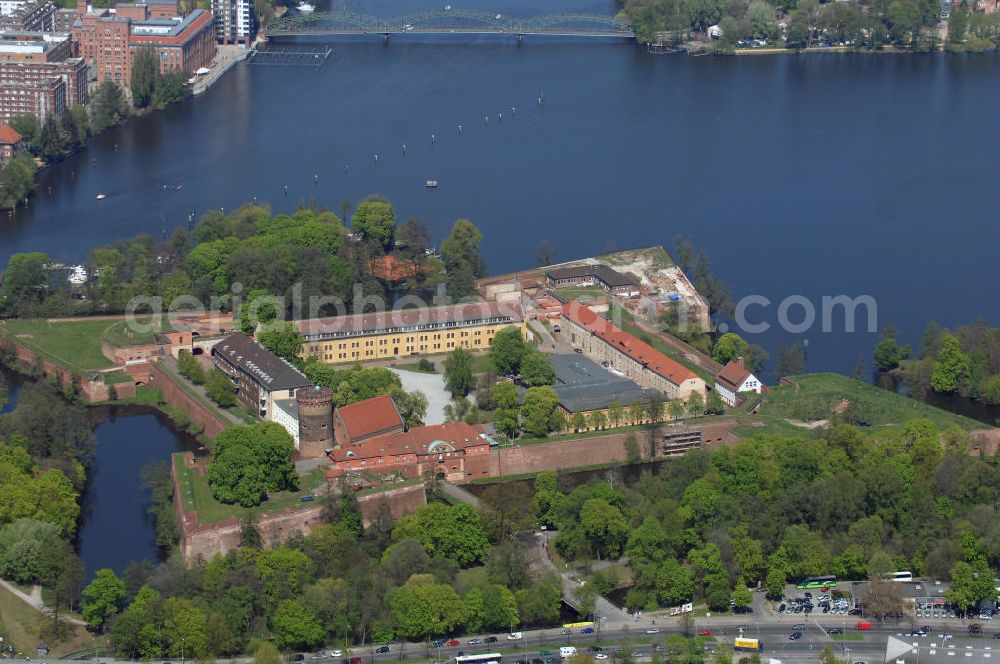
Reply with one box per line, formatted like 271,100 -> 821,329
193,43 -> 254,95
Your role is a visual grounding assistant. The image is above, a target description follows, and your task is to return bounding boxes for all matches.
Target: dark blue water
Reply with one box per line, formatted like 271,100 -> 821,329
1,33 -> 998,373
0,367 -> 20,413
77,408 -> 195,577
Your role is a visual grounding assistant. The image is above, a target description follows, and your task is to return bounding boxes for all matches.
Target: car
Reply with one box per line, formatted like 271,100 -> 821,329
531,659 -> 543,664
829,628 -> 843,635
540,651 -> 552,656
630,653 -> 644,658
646,628 -> 660,634
778,603 -> 786,613
300,494 -> 315,502
611,647 -> 623,654
849,609 -> 863,616
485,637 -> 498,644
970,625 -> 984,635
581,627 -> 595,634
545,658 -> 558,664
433,660 -> 449,664
595,656 -> 608,661
822,606 -> 830,614
508,633 -> 523,641
698,630 -> 713,637
856,621 -> 874,631
561,629 -> 572,636
789,632 -> 802,641
292,656 -> 305,663
737,625 -> 749,631
468,639 -> 482,645
349,658 -> 361,664
330,651 -> 342,658
805,593 -> 813,599
992,633 -> 1000,639
431,641 -> 445,648
375,646 -> 390,654
447,641 -> 460,648
792,624 -> 806,630
311,657 -> 324,661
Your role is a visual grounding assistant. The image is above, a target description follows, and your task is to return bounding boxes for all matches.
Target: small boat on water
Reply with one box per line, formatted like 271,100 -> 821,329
425,180 -> 438,188
297,2 -> 315,11
67,265 -> 88,286
96,194 -> 106,200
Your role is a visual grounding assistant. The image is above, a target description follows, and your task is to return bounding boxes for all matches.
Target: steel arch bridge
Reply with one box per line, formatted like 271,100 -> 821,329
263,9 -> 635,38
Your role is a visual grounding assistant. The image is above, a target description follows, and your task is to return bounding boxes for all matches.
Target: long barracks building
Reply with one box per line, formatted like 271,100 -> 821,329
294,302 -> 526,364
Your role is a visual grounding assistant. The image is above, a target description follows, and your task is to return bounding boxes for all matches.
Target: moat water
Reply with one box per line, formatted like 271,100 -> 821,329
1,0 -> 999,376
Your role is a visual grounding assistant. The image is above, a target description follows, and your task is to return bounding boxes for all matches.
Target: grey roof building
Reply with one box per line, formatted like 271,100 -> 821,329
547,353 -> 658,414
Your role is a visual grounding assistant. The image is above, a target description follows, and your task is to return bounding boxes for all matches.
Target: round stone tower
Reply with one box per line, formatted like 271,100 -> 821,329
296,385 -> 334,458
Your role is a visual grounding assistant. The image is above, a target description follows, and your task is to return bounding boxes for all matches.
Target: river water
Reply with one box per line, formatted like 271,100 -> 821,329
1,5 -> 999,373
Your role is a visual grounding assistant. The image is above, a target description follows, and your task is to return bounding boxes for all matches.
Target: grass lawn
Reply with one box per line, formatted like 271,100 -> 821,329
1,318 -> 115,372
470,353 -> 493,374
174,455 -> 328,524
764,372 -> 987,431
515,424 -> 645,447
551,287 -> 608,302
0,583 -> 99,657
100,318 -> 166,347
109,384 -> 164,406
830,633 -> 865,641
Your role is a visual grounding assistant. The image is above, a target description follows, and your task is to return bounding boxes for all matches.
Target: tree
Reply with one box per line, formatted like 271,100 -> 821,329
765,567 -> 787,600
775,341 -> 807,377
272,600 -> 324,650
352,199 -> 396,251
931,334 -> 970,393
656,558 -> 694,606
0,252 -> 50,313
390,575 -> 466,639
579,498 -> 629,559
207,422 -> 297,507
713,332 -> 749,365
130,46 -> 159,108
705,390 -> 725,415
253,642 -> 282,664
0,153 -> 37,211
392,388 -> 428,429
440,219 -> 485,299
81,568 -> 126,631
152,71 -> 190,107
0,518 -> 68,585
873,326 -> 912,372
686,392 -> 705,417
443,347 -> 475,398
479,483 -> 534,543
645,394 -> 665,458
397,218 -> 432,262
490,327 -> 527,375
731,580 -> 753,610
205,369 -> 237,408
89,79 -> 129,133
520,350 -> 556,387
177,350 -> 206,384
947,557 -> 996,608
256,323 -> 303,366
608,401 -> 624,428
521,386 -> 563,437
861,578 -> 904,620
393,503 -> 490,567
238,289 -> 279,335
492,381 -> 520,438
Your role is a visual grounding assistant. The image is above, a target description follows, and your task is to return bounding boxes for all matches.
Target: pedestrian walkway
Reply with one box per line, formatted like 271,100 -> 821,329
0,579 -> 86,626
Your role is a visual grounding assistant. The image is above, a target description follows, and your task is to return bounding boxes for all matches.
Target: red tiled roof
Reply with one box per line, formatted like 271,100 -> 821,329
561,304 -> 698,387
336,393 -> 403,441
0,125 -> 22,145
330,421 -> 487,462
715,359 -> 753,390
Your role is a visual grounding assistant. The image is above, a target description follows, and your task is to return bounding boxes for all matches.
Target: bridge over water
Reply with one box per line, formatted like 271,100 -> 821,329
263,9 -> 635,39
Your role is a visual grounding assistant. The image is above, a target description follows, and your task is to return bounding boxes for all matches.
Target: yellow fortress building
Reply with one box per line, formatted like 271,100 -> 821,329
293,302 -> 526,364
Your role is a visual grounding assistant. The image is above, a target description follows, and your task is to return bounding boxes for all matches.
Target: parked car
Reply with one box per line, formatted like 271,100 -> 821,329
789,632 -> 802,641
698,630 -> 713,637
829,628 -> 843,635
792,624 -> 806,630
545,658 -> 558,664
292,656 -> 305,662
970,625 -> 984,635
508,633 -> 523,641
468,639 -> 482,646
646,628 -> 660,635
375,646 -> 390,654
595,655 -> 608,661
330,651 -> 342,658
581,628 -> 595,634
431,641 -> 445,648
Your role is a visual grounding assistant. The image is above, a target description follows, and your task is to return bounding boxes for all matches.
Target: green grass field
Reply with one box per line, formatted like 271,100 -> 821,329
1,318 -> 116,372
173,454 -> 328,524
551,287 -> 609,302
761,372 -> 987,431
0,583 -> 100,657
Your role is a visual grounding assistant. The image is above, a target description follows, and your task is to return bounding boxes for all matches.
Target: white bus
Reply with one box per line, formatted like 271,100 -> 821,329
455,654 -> 502,664
886,571 -> 913,582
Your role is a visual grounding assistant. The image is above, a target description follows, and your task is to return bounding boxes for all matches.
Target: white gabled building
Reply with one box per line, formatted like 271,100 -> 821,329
714,357 -> 763,407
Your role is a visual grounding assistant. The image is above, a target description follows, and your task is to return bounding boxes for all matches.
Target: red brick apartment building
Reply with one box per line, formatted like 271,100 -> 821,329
0,31 -> 87,121
72,0 -> 214,86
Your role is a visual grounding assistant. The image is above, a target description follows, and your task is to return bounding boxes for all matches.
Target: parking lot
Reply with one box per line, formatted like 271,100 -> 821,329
777,589 -> 862,618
